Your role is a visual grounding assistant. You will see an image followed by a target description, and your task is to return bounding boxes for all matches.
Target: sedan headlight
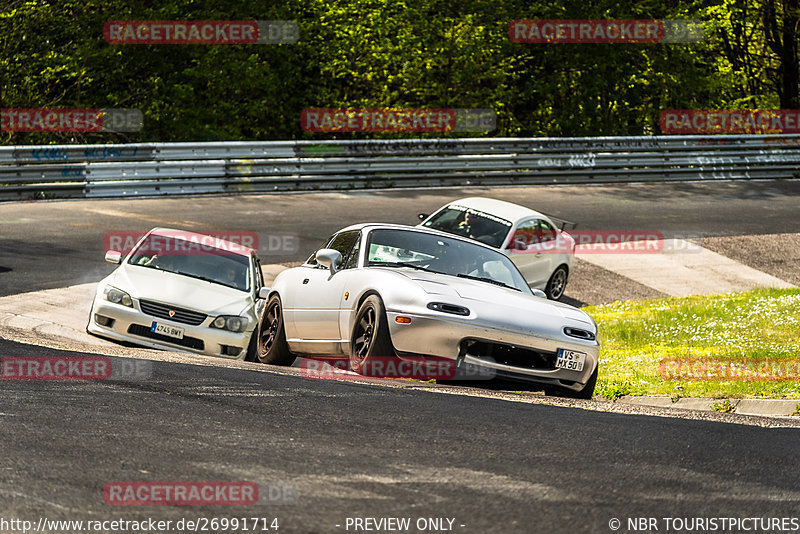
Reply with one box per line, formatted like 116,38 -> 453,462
211,315 -> 247,333
104,286 -> 133,307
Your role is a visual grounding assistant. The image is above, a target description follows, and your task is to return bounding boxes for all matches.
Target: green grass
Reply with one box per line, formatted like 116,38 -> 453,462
711,399 -> 735,413
584,288 -> 800,400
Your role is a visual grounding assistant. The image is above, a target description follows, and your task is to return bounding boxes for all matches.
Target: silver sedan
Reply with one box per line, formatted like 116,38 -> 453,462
257,224 -> 599,398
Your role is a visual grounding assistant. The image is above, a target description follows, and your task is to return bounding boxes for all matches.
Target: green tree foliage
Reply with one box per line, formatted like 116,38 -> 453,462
0,0 -> 796,143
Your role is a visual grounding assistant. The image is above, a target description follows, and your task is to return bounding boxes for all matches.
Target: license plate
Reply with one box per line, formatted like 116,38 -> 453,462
556,349 -> 586,372
151,321 -> 184,340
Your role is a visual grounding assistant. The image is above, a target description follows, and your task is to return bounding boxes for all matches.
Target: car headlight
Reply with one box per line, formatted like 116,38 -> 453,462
211,315 -> 247,333
104,286 -> 133,307
427,302 -> 470,316
563,326 -> 596,341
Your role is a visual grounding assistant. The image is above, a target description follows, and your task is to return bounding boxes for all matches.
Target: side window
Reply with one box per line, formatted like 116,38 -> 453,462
342,233 -> 362,270
537,220 -> 556,242
326,230 -> 360,268
512,220 -> 539,249
253,256 -> 265,289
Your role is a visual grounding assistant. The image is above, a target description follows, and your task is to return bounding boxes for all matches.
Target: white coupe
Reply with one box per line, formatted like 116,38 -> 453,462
418,197 -> 575,300
257,224 -> 599,398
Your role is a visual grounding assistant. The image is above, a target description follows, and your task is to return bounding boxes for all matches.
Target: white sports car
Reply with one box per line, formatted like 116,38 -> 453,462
417,197 -> 575,300
87,228 -> 265,360
257,224 -> 599,398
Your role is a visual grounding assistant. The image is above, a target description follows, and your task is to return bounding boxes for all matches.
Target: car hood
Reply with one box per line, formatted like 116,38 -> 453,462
398,270 -> 595,328
108,265 -> 253,316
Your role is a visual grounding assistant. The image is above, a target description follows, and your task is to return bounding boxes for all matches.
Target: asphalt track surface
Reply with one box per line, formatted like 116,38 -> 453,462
2,181 -> 800,533
2,339 -> 799,534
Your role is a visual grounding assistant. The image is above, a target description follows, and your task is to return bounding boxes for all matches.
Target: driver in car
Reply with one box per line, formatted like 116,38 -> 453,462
457,211 -> 473,237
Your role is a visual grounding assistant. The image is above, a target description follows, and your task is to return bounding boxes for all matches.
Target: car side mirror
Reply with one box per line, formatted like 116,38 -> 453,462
418,213 -> 428,221
315,248 -> 342,274
258,287 -> 271,299
105,250 -> 122,264
531,289 -> 546,298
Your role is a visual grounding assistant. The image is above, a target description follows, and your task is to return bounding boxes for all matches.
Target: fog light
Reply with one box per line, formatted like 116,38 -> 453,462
94,314 -> 114,327
221,345 -> 242,357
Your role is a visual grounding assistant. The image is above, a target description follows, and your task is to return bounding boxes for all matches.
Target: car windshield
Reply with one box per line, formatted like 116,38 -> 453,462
421,206 -> 512,248
127,234 -> 251,292
366,228 -> 530,292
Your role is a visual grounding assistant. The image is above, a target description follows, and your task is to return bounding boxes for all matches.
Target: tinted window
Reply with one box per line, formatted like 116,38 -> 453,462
128,234 -> 251,291
307,230 -> 360,268
342,233 -> 362,269
422,206 -> 512,248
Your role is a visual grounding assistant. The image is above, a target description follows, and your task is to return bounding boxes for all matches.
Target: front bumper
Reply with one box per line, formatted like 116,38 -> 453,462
386,310 -> 598,390
88,298 -> 254,360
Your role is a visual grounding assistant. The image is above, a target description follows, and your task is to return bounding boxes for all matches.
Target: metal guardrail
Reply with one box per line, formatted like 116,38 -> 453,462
2,135 -> 800,201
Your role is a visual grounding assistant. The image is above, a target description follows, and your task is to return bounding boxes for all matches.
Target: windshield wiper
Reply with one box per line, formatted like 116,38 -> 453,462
174,271 -> 244,290
456,273 -> 520,291
371,261 -> 443,275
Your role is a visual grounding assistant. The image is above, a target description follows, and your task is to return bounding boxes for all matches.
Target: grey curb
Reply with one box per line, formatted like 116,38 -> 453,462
616,396 -> 800,417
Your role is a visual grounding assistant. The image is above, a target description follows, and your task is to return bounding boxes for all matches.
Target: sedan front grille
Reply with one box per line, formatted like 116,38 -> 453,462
463,340 -> 557,371
127,324 -> 205,351
138,299 -> 207,326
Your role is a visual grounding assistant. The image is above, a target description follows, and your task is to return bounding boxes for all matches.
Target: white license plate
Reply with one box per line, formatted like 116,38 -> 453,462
556,349 -> 586,372
151,321 -> 184,340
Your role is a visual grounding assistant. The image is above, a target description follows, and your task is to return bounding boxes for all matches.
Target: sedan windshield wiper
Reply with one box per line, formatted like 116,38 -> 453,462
456,273 -> 520,292
174,271 -> 243,290
371,261 -> 443,275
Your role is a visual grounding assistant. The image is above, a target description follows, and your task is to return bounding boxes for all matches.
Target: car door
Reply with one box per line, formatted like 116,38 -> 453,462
507,218 -> 556,287
289,230 -> 360,349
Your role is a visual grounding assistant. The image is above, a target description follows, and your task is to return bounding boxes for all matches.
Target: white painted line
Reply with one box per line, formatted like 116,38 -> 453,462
576,239 -> 794,297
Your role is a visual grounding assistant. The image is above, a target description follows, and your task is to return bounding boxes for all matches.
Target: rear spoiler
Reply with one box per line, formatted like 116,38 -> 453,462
540,212 -> 578,231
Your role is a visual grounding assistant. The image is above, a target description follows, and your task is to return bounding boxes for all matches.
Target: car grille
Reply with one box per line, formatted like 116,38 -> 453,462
463,340 -> 557,371
138,299 -> 207,326
127,324 -> 205,351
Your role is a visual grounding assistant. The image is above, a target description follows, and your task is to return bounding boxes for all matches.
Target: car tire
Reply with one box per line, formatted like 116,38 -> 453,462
545,265 -> 568,300
257,295 -> 295,366
349,295 -> 396,376
545,365 -> 598,400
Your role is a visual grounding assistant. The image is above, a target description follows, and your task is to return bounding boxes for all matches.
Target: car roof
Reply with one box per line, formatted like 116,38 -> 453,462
148,227 -> 255,256
333,223 -> 502,253
440,197 -> 548,224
